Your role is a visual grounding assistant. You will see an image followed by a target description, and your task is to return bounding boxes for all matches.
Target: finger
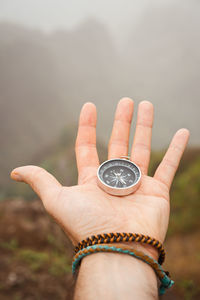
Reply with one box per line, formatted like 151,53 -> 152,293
75,102 -> 99,184
130,101 -> 154,174
10,165 -> 62,202
108,97 -> 134,159
154,128 -> 190,189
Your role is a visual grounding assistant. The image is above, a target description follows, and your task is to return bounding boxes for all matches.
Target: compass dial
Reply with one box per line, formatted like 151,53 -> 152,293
97,159 -> 141,196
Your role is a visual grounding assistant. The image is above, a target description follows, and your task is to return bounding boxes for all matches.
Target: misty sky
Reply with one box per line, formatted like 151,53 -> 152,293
0,0 -> 174,44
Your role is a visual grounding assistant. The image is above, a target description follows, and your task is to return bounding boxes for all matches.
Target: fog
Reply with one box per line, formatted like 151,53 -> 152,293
0,0 -> 199,185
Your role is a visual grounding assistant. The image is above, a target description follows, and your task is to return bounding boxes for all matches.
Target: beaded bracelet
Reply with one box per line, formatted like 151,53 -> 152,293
72,244 -> 174,295
74,232 -> 165,265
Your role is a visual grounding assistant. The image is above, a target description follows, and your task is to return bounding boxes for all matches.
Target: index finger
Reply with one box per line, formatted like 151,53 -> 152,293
75,102 -> 99,184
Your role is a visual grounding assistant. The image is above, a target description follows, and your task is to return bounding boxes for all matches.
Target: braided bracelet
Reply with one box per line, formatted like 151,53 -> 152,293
72,244 -> 174,295
74,232 -> 165,265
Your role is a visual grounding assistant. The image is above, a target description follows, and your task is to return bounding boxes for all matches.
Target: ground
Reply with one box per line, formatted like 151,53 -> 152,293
0,199 -> 199,300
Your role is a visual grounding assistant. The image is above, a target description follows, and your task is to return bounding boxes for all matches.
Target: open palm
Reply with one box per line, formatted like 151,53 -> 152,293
11,98 -> 189,258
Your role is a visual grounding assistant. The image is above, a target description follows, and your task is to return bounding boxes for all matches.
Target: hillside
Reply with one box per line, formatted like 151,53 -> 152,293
0,147 -> 200,299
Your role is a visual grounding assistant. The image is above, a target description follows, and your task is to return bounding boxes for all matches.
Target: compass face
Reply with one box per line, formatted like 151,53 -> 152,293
97,159 -> 141,190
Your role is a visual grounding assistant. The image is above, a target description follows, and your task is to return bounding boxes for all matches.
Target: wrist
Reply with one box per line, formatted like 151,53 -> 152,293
74,248 -> 158,300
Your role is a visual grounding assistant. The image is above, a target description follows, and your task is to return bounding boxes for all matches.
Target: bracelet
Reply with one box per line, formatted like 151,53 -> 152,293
72,244 -> 174,295
74,232 -> 165,265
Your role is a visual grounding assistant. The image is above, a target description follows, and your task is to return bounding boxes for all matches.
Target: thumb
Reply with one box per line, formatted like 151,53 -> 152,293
10,165 -> 62,205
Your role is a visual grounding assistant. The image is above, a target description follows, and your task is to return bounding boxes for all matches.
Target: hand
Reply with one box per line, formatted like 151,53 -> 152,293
11,98 -> 189,259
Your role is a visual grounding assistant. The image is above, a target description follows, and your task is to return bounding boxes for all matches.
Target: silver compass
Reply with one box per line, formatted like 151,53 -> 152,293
97,158 -> 141,196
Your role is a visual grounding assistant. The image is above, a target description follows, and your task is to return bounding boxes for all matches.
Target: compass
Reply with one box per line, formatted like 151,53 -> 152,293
97,158 -> 141,196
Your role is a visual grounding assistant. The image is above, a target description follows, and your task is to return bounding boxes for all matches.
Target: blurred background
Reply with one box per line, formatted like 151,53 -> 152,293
0,0 -> 199,299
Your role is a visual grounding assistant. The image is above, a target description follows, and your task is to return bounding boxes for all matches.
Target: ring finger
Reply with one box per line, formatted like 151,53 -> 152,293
130,101 -> 154,175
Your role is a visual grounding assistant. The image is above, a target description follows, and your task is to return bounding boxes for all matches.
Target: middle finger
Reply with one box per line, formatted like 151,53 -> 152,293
108,97 -> 134,159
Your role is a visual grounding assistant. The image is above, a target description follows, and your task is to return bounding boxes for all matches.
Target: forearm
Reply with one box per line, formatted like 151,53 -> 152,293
74,249 -> 158,300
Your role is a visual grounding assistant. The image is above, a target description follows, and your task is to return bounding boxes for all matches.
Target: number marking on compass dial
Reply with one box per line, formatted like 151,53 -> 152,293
98,159 -> 141,189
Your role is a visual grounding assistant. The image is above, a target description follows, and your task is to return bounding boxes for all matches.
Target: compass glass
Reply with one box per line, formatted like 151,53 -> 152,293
98,159 -> 141,189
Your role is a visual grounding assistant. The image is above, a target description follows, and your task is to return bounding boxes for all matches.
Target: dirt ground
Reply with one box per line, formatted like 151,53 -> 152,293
0,199 -> 199,300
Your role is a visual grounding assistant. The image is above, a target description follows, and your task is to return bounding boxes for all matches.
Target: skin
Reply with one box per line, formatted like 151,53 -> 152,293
10,98 -> 190,299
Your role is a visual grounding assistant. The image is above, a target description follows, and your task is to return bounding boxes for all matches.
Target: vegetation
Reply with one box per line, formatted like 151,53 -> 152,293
0,145 -> 199,299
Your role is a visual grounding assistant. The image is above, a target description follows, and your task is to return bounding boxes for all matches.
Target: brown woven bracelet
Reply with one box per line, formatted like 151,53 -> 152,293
74,232 -> 165,265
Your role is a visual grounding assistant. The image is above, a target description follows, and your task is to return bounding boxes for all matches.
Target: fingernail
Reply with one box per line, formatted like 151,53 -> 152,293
11,172 -> 22,181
